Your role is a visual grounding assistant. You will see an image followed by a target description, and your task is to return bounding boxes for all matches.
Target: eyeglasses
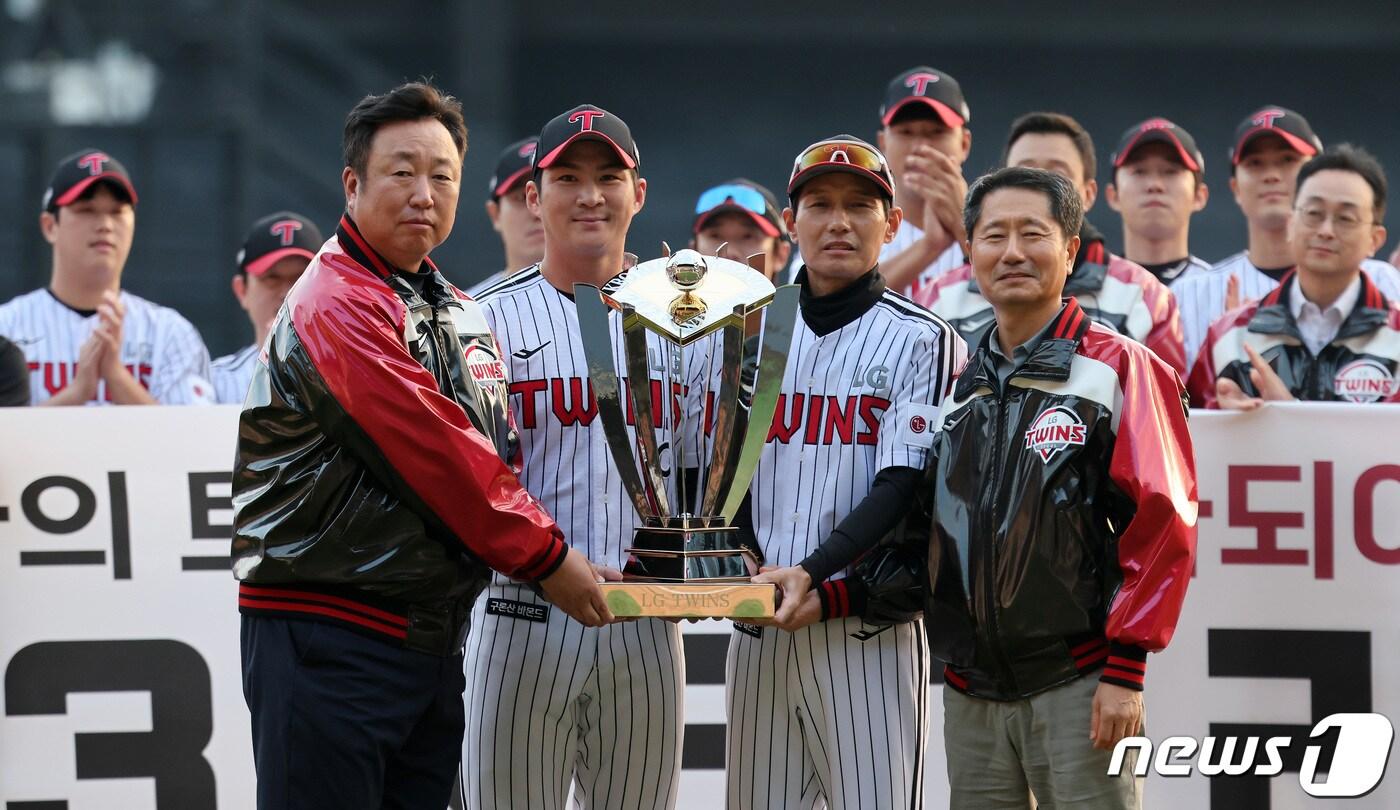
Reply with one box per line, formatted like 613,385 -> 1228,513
695,184 -> 769,217
1294,206 -> 1375,233
789,140 -> 893,191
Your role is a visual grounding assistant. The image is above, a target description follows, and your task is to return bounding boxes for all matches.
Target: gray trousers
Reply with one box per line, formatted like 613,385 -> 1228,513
943,674 -> 1143,810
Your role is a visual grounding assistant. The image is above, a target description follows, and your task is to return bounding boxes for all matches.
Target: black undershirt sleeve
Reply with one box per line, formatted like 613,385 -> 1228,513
797,465 -> 921,583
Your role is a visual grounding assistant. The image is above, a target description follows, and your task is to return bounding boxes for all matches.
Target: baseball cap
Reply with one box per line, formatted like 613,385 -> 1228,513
42,148 -> 138,212
533,104 -> 640,172
693,179 -> 787,240
489,137 -> 539,199
236,212 -> 324,277
1230,106 -> 1322,165
1112,117 -> 1205,174
788,136 -> 896,202
879,66 -> 971,129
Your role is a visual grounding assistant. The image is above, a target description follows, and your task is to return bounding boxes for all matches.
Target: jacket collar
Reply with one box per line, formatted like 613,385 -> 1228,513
1249,268 -> 1391,342
794,265 -> 886,337
954,298 -> 1090,400
336,215 -> 453,307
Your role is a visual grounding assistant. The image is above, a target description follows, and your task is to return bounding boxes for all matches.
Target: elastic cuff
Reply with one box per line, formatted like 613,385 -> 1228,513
521,535 -> 569,581
1100,642 -> 1148,691
816,578 -> 870,620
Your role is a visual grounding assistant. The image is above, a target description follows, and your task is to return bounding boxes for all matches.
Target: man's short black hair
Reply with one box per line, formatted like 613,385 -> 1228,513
1004,112 -> 1096,183
1294,143 -> 1387,221
964,166 -> 1085,241
343,81 -> 467,179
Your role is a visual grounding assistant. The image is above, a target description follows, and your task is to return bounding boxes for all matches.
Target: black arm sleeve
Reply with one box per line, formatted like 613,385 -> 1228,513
0,338 -> 29,407
797,465 -> 920,583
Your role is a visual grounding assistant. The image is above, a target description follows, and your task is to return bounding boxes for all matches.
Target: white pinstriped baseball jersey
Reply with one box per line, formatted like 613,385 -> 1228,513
464,269 -> 510,299
0,288 -> 215,405
211,344 -> 258,404
462,264 -> 705,810
786,229 -> 963,300
723,282 -> 964,810
1173,252 -> 1400,368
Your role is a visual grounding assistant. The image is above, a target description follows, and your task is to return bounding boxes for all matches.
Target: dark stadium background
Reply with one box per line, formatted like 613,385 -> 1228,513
3,0 -> 1398,356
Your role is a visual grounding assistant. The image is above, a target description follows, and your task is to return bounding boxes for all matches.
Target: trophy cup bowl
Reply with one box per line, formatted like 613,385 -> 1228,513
574,249 -> 799,619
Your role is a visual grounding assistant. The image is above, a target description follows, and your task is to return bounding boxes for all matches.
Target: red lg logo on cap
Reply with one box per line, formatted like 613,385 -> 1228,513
904,72 -> 940,96
77,152 -> 111,176
518,142 -> 537,158
569,110 -> 603,132
1141,118 -> 1172,132
270,220 -> 302,246
1253,109 -> 1286,128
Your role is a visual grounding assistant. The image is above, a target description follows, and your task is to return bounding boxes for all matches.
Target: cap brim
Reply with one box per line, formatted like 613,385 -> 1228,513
53,173 -> 138,208
245,247 -> 316,276
1113,130 -> 1201,173
492,166 -> 532,198
535,132 -> 637,170
693,204 -> 782,239
1232,127 -> 1319,165
880,96 -> 965,129
788,164 -> 894,199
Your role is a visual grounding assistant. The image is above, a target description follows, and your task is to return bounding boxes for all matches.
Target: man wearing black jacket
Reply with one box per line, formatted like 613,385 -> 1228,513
232,82 -> 607,810
0,336 -> 28,406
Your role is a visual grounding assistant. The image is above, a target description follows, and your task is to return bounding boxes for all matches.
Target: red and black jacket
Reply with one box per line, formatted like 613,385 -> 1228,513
232,216 -> 567,656
846,300 -> 1198,700
1187,270 -> 1400,407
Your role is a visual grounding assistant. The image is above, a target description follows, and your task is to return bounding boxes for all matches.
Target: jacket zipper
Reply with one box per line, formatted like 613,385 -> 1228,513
979,377 -> 1019,695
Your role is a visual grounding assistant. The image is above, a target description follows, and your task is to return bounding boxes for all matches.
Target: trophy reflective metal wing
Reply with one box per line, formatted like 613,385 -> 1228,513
575,248 -> 798,619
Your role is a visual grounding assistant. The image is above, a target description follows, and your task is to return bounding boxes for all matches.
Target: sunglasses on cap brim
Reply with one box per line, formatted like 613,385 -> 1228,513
789,141 -> 893,194
694,184 -> 770,218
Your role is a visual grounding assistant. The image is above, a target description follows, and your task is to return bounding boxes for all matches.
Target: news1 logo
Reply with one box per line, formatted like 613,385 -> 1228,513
1110,713 -> 1395,798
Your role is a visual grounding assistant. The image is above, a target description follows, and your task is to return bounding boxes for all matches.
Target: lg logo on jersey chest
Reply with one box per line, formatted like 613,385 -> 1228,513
1025,406 -> 1087,462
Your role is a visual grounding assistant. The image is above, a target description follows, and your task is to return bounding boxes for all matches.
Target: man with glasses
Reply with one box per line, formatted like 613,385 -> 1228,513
1188,145 -> 1400,407
1171,107 -> 1400,367
690,179 -> 790,280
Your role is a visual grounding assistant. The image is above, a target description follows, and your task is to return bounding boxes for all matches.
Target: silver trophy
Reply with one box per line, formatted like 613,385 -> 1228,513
575,248 -> 798,618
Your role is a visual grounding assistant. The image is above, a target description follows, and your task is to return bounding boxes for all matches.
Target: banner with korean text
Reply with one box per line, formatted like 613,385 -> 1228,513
0,404 -> 1396,809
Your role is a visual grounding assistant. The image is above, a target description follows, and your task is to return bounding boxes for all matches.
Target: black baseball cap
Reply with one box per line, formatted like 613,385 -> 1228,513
693,179 -> 787,240
1112,117 -> 1205,174
879,66 -> 970,129
236,212 -> 324,277
788,135 -> 896,201
489,137 -> 539,199
533,104 -> 640,172
1230,106 -> 1322,165
42,148 -> 137,212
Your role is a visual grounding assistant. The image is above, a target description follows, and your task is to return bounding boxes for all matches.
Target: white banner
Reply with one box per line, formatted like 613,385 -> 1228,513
0,404 -> 1396,808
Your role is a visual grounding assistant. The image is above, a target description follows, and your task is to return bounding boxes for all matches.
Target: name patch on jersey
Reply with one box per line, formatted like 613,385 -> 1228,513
1025,405 -> 1087,462
465,344 -> 508,389
485,598 -> 550,623
898,402 -> 939,449
733,621 -> 763,639
1334,359 -> 1397,403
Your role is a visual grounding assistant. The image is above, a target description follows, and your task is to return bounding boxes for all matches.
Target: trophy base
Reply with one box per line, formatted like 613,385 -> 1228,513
600,582 -> 776,619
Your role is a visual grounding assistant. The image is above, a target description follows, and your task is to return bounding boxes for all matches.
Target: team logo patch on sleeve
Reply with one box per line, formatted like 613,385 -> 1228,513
1025,405 -> 1087,462
899,402 -> 939,449
465,344 -> 507,389
1334,359 -> 1397,403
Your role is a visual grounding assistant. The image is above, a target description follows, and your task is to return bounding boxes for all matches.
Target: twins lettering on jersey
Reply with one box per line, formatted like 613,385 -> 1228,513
509,377 -> 687,430
760,392 -> 889,446
1025,406 -> 1088,462
464,344 -> 506,390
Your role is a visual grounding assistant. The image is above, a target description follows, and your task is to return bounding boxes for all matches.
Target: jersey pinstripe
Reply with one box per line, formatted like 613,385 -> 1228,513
462,265 -> 703,810
0,288 -> 215,405
211,344 -> 258,404
1173,253 -> 1400,368
786,231 -> 963,300
724,290 -> 965,810
465,269 -> 511,299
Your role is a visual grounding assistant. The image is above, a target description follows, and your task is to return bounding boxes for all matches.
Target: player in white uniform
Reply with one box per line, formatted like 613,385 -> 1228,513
211,211 -> 322,403
0,149 -> 214,406
462,105 -> 696,810
1172,106 -> 1400,366
465,137 -> 544,297
786,67 -> 971,296
726,136 -> 966,810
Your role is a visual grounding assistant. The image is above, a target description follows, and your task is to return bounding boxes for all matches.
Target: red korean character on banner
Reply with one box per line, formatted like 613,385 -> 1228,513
1221,463 -> 1335,580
